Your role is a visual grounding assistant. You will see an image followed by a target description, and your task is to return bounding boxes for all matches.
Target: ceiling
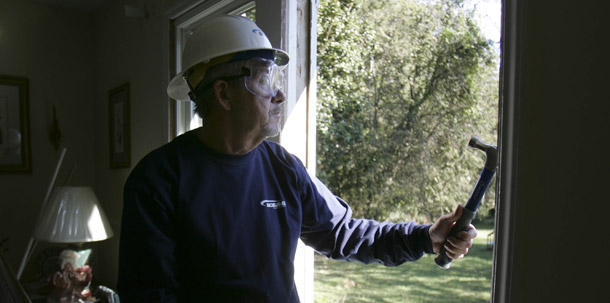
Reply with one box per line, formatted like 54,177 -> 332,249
31,0 -> 108,12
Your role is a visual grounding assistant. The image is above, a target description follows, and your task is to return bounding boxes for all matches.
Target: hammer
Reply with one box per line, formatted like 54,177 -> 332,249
435,136 -> 498,269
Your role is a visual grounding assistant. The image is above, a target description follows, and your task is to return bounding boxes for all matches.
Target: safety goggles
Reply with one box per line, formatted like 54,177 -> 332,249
241,58 -> 285,98
190,58 -> 285,99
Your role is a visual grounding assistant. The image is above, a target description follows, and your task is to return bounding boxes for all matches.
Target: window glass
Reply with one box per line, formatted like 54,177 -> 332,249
314,0 -> 501,302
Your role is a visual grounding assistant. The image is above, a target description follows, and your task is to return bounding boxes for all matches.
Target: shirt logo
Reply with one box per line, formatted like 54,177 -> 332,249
260,200 -> 287,209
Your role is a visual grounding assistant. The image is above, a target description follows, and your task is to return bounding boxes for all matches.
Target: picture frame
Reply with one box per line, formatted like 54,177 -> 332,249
0,75 -> 31,173
108,83 -> 131,168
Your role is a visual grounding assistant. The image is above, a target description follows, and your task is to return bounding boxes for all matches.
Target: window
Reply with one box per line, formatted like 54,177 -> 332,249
165,0 -> 510,302
314,0 -> 502,302
169,0 -> 257,139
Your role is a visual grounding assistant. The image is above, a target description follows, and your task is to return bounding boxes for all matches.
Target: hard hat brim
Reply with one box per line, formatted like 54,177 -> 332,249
167,75 -> 192,102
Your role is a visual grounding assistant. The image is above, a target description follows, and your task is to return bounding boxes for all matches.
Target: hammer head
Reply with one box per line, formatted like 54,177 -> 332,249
468,136 -> 498,171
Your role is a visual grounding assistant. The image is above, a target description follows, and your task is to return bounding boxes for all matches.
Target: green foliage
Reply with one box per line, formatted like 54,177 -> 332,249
316,0 -> 498,222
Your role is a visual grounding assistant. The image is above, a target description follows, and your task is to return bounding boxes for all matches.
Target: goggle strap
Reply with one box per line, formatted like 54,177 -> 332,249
192,68 -> 251,95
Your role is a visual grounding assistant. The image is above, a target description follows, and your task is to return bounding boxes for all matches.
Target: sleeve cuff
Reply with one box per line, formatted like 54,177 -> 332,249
421,224 -> 435,254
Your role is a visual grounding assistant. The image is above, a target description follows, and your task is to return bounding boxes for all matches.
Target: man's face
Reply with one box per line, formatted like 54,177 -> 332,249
247,87 -> 285,139
231,59 -> 286,140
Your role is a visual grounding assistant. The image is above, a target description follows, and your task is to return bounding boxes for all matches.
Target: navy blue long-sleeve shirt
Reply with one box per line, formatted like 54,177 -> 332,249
117,129 -> 434,302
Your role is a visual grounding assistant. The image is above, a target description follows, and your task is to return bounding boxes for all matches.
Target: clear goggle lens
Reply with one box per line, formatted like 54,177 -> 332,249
243,59 -> 285,98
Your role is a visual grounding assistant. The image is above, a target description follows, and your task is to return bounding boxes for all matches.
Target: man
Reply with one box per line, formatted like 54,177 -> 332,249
118,15 -> 476,302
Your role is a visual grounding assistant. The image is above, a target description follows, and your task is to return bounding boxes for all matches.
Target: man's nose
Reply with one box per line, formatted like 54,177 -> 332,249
271,89 -> 286,104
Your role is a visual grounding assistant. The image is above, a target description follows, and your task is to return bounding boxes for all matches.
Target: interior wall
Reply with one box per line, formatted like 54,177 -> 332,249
505,0 -> 610,301
0,0 -> 177,288
0,0 -> 96,279
92,0 -> 177,287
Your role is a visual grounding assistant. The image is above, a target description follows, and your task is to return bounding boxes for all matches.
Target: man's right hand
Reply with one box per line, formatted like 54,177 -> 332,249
429,204 -> 477,260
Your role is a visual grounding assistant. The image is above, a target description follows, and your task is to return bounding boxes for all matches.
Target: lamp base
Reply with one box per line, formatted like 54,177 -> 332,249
23,246 -> 94,302
47,247 -> 93,303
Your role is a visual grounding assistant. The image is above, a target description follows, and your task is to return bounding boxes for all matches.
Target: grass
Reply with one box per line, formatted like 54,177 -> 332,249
313,225 -> 494,303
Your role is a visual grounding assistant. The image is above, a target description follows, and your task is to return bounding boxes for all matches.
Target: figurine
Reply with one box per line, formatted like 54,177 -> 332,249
46,250 -> 92,303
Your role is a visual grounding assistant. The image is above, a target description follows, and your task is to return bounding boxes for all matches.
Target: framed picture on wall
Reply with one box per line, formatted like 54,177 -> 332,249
108,83 -> 130,168
0,75 -> 31,173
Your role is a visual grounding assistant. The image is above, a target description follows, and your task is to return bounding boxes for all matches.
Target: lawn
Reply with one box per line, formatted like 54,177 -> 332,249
313,226 -> 494,303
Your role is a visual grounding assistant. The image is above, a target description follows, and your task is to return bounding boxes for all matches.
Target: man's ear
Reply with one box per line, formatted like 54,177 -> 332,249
212,80 -> 232,111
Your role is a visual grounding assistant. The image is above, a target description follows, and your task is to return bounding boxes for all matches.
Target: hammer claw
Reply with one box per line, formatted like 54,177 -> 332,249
468,136 -> 498,171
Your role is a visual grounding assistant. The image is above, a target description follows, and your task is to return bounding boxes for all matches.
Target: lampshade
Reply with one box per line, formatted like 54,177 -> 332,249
33,186 -> 114,243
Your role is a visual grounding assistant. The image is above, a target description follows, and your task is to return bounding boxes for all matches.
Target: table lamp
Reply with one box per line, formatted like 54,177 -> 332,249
16,148 -> 114,281
33,186 -> 114,302
32,186 -> 113,244
16,185 -> 113,281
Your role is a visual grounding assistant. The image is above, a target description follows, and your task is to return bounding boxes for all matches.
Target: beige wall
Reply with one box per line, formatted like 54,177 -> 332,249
0,0 -> 97,279
91,0 -> 173,286
0,0 -> 175,287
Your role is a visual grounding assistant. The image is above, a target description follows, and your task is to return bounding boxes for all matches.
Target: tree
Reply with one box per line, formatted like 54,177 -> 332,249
316,0 -> 498,222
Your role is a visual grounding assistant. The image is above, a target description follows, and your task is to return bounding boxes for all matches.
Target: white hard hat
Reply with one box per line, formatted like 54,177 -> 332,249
167,15 -> 290,101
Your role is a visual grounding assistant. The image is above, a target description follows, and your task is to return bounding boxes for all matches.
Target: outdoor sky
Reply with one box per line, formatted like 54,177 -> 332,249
469,0 -> 502,47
